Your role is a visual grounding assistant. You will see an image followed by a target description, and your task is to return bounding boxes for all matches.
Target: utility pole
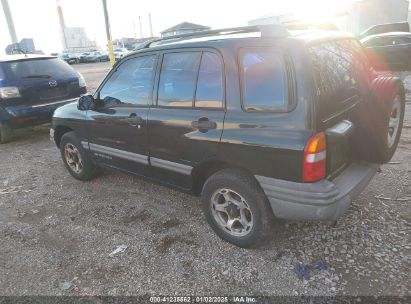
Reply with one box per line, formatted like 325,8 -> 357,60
133,20 -> 137,39
148,13 -> 153,37
102,0 -> 115,66
56,0 -> 68,52
1,0 -> 18,44
139,16 -> 143,38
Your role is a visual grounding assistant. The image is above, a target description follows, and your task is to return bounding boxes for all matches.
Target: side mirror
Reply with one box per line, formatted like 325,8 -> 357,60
77,94 -> 95,111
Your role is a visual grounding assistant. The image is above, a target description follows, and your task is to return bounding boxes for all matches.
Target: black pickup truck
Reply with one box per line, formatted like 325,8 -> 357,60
51,26 -> 405,248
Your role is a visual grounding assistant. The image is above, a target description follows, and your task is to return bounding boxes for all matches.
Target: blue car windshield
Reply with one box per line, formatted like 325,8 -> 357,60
3,58 -> 75,80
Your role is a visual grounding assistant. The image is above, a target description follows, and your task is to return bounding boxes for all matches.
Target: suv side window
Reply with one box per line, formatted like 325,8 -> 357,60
158,52 -> 201,107
99,55 -> 156,106
240,49 -> 289,112
393,36 -> 411,45
368,37 -> 392,47
0,65 -> 4,80
195,52 -> 224,108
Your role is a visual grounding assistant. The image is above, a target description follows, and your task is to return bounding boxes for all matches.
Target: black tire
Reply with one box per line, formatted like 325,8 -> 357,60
201,168 -> 274,248
60,131 -> 98,180
0,122 -> 14,144
366,77 -> 405,163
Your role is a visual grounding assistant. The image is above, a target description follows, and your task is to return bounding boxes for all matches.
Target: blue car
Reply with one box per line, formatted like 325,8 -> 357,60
0,54 -> 87,143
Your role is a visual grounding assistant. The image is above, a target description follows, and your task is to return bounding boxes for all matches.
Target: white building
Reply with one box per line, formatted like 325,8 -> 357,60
160,22 -> 210,38
248,0 -> 409,35
335,0 -> 409,34
61,27 -> 97,53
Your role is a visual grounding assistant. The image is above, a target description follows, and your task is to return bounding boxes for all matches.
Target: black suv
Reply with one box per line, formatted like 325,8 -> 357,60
361,32 -> 411,70
51,26 -> 405,248
0,54 -> 87,143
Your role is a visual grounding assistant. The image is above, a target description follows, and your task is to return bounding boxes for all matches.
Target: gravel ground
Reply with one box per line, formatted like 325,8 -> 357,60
0,62 -> 409,297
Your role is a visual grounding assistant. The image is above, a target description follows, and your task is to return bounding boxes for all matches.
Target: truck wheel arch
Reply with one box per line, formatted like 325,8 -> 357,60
191,160 -> 256,196
54,126 -> 73,148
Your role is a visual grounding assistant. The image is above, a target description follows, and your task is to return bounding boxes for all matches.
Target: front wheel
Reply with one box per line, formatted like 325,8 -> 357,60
201,169 -> 274,248
60,131 -> 98,180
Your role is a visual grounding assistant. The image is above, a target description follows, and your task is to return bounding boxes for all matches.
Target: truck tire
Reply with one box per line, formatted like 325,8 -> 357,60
201,168 -> 274,248
357,77 -> 405,163
0,122 -> 14,144
60,131 -> 98,180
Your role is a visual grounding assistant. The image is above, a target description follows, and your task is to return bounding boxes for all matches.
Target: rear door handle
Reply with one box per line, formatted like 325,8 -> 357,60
191,117 -> 217,132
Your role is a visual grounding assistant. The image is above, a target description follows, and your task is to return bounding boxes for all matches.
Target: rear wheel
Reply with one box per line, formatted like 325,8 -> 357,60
0,122 -> 14,144
387,95 -> 403,149
369,79 -> 405,163
201,168 -> 274,248
60,131 -> 98,180
353,77 -> 405,164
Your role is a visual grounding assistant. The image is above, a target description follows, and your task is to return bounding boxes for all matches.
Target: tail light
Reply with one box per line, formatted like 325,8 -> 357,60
303,132 -> 326,182
0,87 -> 21,99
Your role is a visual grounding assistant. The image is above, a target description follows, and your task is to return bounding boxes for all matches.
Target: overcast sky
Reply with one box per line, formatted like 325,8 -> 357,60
0,0 -> 374,54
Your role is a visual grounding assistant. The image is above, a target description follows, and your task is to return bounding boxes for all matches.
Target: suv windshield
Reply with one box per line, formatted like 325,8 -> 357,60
3,58 -> 76,80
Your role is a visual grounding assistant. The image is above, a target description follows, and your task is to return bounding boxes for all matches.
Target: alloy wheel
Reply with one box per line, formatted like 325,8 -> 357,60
387,95 -> 401,149
210,188 -> 254,237
64,143 -> 83,174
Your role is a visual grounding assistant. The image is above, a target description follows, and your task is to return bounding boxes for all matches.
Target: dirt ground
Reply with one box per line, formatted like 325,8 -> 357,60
0,62 -> 409,298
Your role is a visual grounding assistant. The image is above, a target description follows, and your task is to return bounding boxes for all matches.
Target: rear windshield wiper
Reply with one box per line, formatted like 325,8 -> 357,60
22,74 -> 51,79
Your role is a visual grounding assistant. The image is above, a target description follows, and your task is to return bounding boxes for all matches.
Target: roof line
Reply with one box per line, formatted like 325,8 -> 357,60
138,25 -> 289,49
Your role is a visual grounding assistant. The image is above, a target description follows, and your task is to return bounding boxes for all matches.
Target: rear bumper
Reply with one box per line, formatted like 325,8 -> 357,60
255,162 -> 379,221
1,98 -> 78,127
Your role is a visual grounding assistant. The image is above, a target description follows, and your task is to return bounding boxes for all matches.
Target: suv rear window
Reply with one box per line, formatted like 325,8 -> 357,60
3,58 -> 75,80
310,39 -> 370,118
240,49 -> 289,112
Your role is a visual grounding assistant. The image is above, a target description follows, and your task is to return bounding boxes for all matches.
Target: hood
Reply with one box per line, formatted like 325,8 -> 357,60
53,99 -> 80,118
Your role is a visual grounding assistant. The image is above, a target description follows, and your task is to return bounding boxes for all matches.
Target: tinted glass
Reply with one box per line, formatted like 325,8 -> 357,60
0,65 -> 5,80
376,37 -> 393,46
195,52 -> 223,108
310,40 -> 369,117
241,50 -> 288,111
158,52 -> 201,107
99,55 -> 155,106
4,58 -> 75,79
393,36 -> 411,45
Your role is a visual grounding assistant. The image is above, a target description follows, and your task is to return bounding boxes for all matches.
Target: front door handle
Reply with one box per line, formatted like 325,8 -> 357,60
191,117 -> 217,132
126,113 -> 143,127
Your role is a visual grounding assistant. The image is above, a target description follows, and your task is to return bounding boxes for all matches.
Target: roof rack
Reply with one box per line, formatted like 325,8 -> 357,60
137,24 -> 289,49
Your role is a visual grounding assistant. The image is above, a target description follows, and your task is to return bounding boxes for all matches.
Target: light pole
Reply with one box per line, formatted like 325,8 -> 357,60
1,0 -> 18,45
102,0 -> 115,66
